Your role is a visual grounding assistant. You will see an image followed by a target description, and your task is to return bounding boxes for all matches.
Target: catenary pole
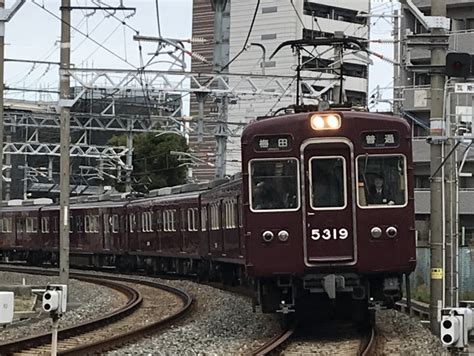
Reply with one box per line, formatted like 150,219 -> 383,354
429,0 -> 447,336
59,0 -> 71,285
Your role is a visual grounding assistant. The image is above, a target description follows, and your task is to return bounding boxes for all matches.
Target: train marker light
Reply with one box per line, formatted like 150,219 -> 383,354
262,230 -> 274,242
386,226 -> 398,238
370,227 -> 382,238
310,113 -> 341,130
278,230 -> 289,242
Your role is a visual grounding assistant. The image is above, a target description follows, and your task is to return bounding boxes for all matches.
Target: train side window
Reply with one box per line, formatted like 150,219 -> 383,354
77,216 -> 84,233
85,216 -> 91,233
129,214 -> 136,233
41,217 -> 50,233
17,218 -> 24,233
112,215 -> 119,233
250,158 -> 299,211
92,215 -> 99,233
6,217 -> 12,233
201,206 -> 208,231
52,216 -> 58,233
26,217 -> 38,233
356,154 -> 407,208
156,211 -> 163,231
310,157 -> 346,210
210,204 -> 220,230
186,208 -> 198,232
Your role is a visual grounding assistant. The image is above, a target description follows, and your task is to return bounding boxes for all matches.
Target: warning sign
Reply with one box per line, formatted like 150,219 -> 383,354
431,268 -> 443,279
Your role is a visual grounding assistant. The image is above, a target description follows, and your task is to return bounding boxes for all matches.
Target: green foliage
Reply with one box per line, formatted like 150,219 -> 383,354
412,284 -> 430,303
108,133 -> 188,192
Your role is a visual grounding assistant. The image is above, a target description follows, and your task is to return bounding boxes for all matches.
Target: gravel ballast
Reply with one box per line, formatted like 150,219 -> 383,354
0,271 -> 453,354
0,272 -> 123,343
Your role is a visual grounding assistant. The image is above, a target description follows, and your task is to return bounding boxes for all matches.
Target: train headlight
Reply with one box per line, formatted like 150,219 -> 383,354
326,115 -> 340,129
278,230 -> 289,242
370,227 -> 382,238
310,113 -> 341,130
386,226 -> 398,238
262,230 -> 274,242
311,116 -> 325,129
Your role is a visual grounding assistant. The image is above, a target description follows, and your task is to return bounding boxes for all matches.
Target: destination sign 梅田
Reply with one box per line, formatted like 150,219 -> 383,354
254,135 -> 293,152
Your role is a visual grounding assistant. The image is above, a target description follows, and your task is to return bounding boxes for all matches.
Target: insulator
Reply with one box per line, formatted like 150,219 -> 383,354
187,51 -> 209,64
190,37 -> 208,44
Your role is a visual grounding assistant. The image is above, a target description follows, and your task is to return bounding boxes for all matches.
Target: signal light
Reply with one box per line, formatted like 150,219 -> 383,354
446,52 -> 472,78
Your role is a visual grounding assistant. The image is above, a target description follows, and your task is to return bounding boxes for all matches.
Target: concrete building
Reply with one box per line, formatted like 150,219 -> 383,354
190,0 -> 370,180
395,0 -> 474,244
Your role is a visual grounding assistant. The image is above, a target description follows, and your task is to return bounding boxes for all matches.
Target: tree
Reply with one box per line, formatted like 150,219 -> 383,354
108,132 -> 188,192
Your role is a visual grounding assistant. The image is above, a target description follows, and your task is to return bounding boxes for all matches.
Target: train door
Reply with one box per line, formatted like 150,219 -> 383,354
302,139 -> 356,266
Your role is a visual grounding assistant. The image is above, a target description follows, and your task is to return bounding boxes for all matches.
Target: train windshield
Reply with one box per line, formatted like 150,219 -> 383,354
310,157 -> 346,209
357,154 -> 407,208
250,159 -> 299,211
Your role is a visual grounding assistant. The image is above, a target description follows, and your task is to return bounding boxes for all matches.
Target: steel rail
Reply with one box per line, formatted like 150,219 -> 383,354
0,266 -> 193,355
251,322 -> 297,356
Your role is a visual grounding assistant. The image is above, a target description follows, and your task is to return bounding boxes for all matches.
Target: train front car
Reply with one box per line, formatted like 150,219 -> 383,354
241,111 -> 416,317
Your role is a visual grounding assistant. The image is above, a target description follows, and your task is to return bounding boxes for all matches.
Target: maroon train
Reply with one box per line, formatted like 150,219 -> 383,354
0,111 -> 415,317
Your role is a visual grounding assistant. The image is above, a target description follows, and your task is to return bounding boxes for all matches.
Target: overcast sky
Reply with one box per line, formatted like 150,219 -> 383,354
4,0 -> 395,110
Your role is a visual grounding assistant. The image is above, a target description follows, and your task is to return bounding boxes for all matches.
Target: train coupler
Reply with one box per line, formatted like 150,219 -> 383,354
276,300 -> 295,314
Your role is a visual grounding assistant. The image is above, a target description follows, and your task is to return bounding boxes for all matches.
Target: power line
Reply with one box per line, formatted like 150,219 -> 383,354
219,0 -> 260,72
32,0 -> 138,70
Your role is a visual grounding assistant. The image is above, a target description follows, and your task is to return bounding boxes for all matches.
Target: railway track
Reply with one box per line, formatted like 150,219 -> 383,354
251,319 -> 376,355
0,266 -> 193,355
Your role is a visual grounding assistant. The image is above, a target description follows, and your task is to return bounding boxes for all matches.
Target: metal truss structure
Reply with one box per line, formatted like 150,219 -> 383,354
67,68 -> 333,100
3,142 -> 128,161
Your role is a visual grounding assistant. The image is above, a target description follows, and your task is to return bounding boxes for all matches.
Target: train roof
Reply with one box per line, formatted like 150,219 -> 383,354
0,174 -> 243,212
242,111 -> 410,138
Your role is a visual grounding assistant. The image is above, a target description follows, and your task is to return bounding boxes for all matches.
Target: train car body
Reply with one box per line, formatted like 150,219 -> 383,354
0,110 -> 416,319
241,111 -> 416,314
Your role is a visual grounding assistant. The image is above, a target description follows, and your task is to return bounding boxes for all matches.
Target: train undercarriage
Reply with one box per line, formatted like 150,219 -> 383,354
255,272 -> 406,321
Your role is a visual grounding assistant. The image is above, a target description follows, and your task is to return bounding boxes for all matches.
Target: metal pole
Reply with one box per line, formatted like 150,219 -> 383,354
393,9 -> 401,115
59,0 -> 71,285
429,1 -> 447,336
0,0 -> 4,201
51,314 -> 59,356
5,134 -> 10,200
125,119 -> 133,193
212,0 -> 228,179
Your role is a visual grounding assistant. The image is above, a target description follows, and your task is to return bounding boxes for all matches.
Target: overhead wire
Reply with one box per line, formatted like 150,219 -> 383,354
32,0 -> 138,69
219,0 -> 260,72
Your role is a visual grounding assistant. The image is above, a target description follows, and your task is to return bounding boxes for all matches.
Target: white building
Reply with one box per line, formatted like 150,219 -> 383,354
225,0 -> 370,175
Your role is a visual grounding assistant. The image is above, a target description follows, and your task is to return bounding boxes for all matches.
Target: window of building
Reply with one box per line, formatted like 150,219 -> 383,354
261,33 -> 277,40
1,217 -> 12,233
262,6 -> 277,14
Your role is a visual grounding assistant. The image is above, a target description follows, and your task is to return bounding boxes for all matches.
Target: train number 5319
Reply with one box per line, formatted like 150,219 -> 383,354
311,228 -> 349,241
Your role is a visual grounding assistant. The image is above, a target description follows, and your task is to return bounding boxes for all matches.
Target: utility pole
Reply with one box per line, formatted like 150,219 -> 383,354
332,31 -> 345,105
211,0 -> 228,179
59,0 -> 72,285
429,1 -> 447,336
0,0 -> 25,201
